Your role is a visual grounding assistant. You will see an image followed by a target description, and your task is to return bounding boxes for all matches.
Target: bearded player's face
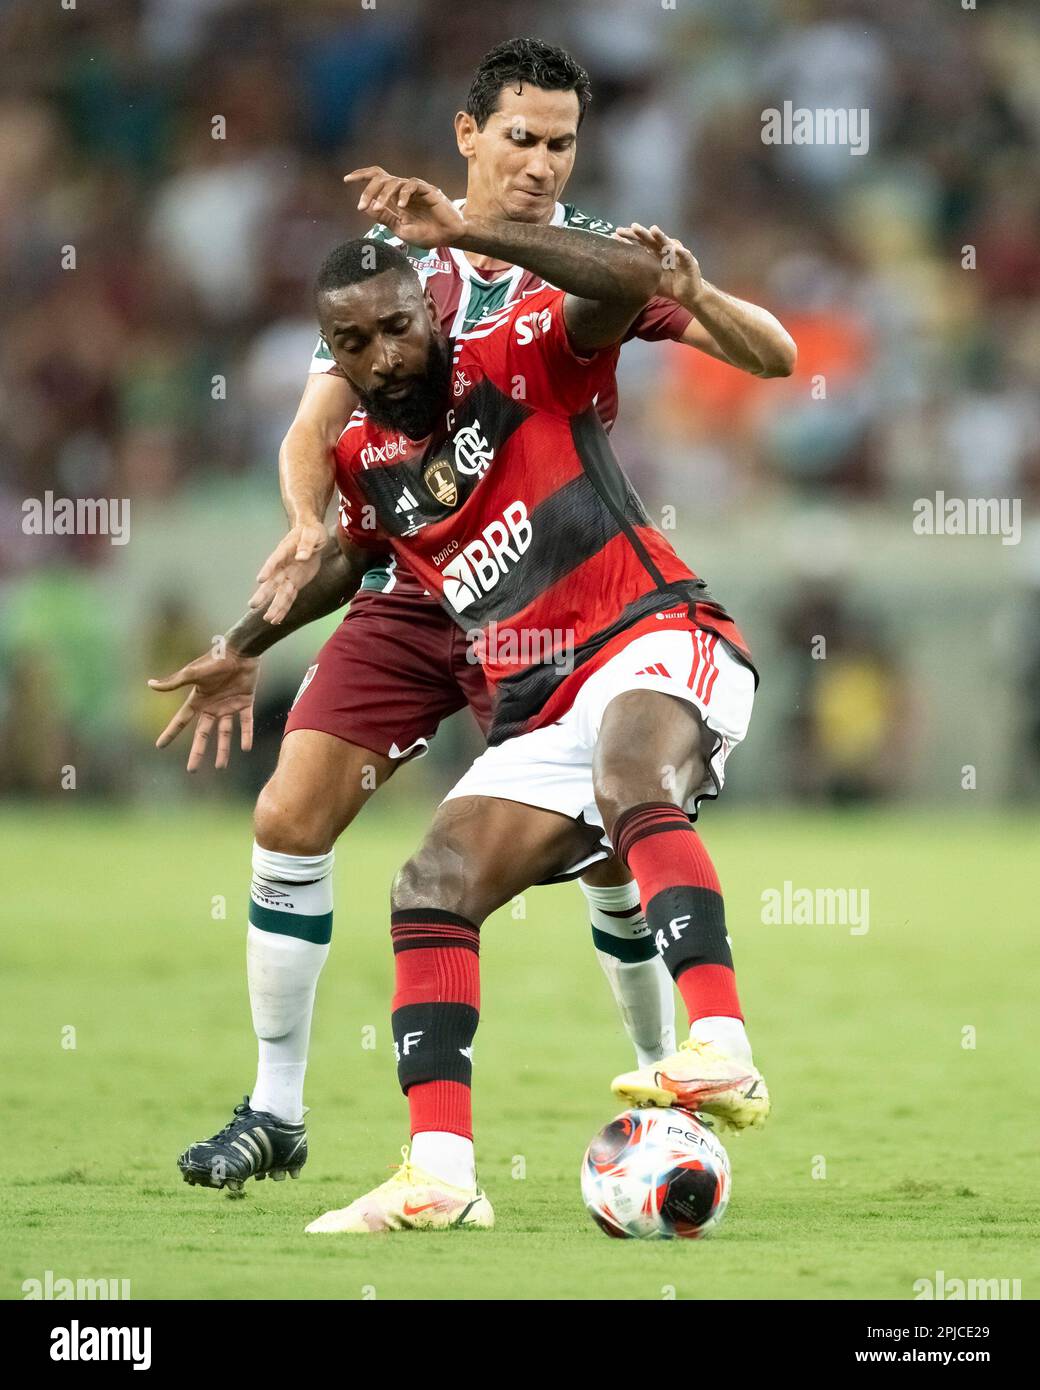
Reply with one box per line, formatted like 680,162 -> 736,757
457,84 -> 580,223
319,271 -> 452,440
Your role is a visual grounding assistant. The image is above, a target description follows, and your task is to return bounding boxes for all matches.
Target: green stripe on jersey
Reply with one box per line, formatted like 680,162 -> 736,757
458,276 -> 514,333
249,901 -> 333,946
360,565 -> 392,591
561,204 -> 618,236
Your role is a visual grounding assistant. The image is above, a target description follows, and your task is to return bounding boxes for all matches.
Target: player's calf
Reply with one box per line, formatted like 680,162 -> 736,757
593,690 -> 769,1129
242,730 -> 397,1131
386,797 -> 602,1196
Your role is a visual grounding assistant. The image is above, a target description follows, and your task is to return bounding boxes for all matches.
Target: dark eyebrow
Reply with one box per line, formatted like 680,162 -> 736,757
507,127 -> 576,143
331,309 -> 409,336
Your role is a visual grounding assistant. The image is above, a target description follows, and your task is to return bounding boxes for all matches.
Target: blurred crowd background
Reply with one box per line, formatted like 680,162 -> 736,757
1,0 -> 1038,807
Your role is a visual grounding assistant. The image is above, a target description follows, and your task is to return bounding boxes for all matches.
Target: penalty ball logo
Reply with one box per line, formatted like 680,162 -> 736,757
441,500 -> 532,613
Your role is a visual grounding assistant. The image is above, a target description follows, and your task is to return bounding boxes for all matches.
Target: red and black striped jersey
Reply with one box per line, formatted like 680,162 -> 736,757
335,287 -> 753,744
315,202 -> 692,600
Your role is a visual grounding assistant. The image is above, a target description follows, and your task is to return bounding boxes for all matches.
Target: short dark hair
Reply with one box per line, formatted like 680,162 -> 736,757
465,37 -> 591,131
314,238 -> 415,299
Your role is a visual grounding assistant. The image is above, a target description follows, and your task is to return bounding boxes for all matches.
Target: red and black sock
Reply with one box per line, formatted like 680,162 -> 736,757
390,909 -> 480,1140
613,802 -> 742,1027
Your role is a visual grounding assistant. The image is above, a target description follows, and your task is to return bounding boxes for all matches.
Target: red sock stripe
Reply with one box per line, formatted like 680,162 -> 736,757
392,943 -> 480,1011
613,802 -> 688,865
675,963 -> 743,1023
390,912 -> 480,960
391,924 -> 480,951
614,802 -> 740,1025
408,1080 -> 473,1141
614,803 -> 720,905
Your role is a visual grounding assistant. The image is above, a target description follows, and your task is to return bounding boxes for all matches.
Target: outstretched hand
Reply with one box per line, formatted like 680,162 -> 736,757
148,647 -> 259,772
344,166 -> 466,249
248,549 -> 323,625
615,223 -> 705,307
257,519 -> 328,577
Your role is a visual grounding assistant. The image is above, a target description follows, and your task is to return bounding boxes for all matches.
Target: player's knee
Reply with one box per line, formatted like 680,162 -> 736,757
391,843 -> 468,916
595,771 -> 664,840
254,781 -> 336,857
594,754 -> 706,839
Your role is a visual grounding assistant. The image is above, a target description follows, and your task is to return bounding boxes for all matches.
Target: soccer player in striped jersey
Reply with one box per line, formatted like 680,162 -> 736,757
155,39 -> 793,1197
284,180 -> 774,1231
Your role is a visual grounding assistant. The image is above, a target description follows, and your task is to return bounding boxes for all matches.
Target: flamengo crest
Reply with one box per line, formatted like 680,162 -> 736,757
454,420 -> 494,477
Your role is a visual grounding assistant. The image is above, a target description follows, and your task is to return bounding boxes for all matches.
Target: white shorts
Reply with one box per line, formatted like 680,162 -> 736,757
442,625 -> 756,875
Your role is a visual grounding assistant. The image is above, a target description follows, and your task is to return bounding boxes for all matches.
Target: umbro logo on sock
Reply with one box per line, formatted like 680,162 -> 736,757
252,885 -> 292,903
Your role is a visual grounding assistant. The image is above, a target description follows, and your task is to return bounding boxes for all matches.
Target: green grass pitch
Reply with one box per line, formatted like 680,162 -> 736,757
3,804 -> 1038,1301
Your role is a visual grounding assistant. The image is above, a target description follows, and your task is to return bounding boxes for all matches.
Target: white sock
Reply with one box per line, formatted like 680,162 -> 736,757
247,843 -> 334,1124
580,878 -> 677,1066
689,1015 -> 754,1067
410,1131 -> 476,1189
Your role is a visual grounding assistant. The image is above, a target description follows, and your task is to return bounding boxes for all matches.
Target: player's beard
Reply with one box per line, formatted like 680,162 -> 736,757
357,336 -> 453,440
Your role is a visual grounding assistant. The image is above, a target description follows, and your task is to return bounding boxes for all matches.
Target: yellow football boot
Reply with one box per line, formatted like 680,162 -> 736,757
304,1149 -> 494,1234
612,1039 -> 770,1132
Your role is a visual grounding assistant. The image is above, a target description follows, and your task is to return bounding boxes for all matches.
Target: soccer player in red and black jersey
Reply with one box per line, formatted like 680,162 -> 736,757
274,175 -> 773,1233
154,40 -> 793,1201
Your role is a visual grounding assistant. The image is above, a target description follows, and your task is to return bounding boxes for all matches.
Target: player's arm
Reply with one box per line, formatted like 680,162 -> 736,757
256,372 -> 359,584
345,167 -> 661,351
457,218 -> 659,351
618,222 -> 796,378
148,535 -> 378,772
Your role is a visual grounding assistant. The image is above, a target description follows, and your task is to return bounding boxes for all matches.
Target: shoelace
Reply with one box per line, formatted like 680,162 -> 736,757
207,1097 -> 254,1144
384,1145 -> 418,1185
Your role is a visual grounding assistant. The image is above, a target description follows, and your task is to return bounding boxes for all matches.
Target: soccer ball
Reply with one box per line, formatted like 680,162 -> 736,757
581,1107 -> 731,1239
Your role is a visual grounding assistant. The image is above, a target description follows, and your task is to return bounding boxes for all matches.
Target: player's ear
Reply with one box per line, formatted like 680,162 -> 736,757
455,110 -> 477,159
423,288 -> 439,330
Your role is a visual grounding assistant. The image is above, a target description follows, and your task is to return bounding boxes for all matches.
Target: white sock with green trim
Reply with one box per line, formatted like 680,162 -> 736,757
580,878 -> 677,1067
247,843 -> 334,1124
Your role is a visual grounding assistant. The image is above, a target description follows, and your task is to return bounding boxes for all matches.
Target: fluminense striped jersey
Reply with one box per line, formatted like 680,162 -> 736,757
335,286 -> 753,745
311,200 -> 693,596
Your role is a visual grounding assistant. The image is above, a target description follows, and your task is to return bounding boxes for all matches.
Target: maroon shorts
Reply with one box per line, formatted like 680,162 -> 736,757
283,585 -> 492,759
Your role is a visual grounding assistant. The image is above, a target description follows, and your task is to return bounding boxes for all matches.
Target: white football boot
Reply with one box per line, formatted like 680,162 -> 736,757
611,1039 -> 770,1132
305,1148 -> 494,1234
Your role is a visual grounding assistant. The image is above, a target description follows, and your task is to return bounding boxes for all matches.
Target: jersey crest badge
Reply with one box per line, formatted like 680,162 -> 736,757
454,420 -> 494,478
423,458 -> 458,508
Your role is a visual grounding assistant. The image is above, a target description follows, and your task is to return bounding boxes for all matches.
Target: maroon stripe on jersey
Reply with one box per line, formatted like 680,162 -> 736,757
431,270 -> 465,337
